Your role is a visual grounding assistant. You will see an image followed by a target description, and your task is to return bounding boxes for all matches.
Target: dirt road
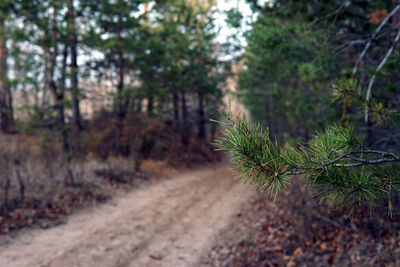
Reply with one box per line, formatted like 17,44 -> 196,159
0,166 -> 255,267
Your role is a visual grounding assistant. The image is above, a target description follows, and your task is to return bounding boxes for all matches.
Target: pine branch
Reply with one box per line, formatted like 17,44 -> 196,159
214,114 -> 400,209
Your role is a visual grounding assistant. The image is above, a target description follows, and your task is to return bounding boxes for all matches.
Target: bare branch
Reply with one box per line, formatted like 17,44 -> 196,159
285,149 -> 400,176
352,5 -> 400,77
364,28 -> 400,122
335,39 -> 367,54
287,169 -> 306,175
351,149 -> 399,158
310,1 -> 346,26
318,152 -> 352,168
336,157 -> 400,168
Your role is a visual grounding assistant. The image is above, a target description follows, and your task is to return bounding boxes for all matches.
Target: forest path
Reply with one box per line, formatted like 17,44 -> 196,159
0,165 -> 255,267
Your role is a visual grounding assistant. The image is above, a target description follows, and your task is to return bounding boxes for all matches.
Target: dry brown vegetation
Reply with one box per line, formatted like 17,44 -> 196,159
0,114 -> 220,235
203,180 -> 400,266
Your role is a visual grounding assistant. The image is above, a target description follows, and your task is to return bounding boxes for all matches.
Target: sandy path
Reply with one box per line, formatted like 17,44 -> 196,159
0,166 -> 255,267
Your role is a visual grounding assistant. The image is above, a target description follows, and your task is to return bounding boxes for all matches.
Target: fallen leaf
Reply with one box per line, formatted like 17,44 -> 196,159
149,254 -> 162,261
293,247 -> 302,256
261,223 -> 270,231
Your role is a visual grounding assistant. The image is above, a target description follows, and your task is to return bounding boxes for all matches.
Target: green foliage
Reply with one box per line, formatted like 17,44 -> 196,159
226,8 -> 243,28
215,113 -> 291,195
35,131 -> 53,150
370,102 -> 392,126
331,79 -> 362,103
215,113 -> 400,210
312,166 -> 383,208
238,14 -> 338,138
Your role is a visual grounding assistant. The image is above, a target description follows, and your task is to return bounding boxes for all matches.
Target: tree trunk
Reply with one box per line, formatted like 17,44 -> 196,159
50,3 -> 74,185
180,90 -> 189,145
59,44 -> 71,157
49,0 -> 59,108
128,97 -> 135,114
147,95 -> 153,116
15,167 -> 25,203
115,48 -> 125,155
210,118 -> 217,142
2,174 -> 10,211
172,91 -> 180,123
67,0 -> 82,131
0,19 -> 13,133
197,91 -> 206,139
136,98 -> 142,113
41,49 -> 50,109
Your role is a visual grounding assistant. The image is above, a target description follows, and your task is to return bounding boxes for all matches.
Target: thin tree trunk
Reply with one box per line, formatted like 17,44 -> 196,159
41,49 -> 50,109
115,39 -> 125,155
15,167 -> 25,203
2,174 -> 10,211
144,0 -> 153,118
50,1 -> 74,185
67,0 -> 82,131
197,91 -> 206,139
136,98 -> 142,113
172,91 -> 179,123
147,95 -> 153,116
59,44 -> 71,155
128,98 -> 135,114
210,118 -> 216,142
34,83 -> 40,108
0,19 -> 13,133
180,90 -> 189,145
49,0 -> 59,108
49,2 -> 65,131
18,64 -> 30,116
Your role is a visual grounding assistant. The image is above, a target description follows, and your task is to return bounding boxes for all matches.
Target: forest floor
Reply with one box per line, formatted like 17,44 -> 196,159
201,179 -> 400,267
2,165 -> 400,267
0,165 -> 256,267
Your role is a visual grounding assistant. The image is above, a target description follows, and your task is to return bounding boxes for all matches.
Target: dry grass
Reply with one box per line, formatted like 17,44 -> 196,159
0,114 -> 220,234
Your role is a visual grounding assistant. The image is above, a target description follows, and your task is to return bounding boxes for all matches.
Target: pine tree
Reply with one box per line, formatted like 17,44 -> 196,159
85,0 -> 142,155
0,0 -> 14,133
67,0 -> 82,131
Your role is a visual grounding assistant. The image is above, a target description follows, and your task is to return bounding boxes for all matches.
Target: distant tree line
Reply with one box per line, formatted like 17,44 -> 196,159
0,0 -> 224,153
